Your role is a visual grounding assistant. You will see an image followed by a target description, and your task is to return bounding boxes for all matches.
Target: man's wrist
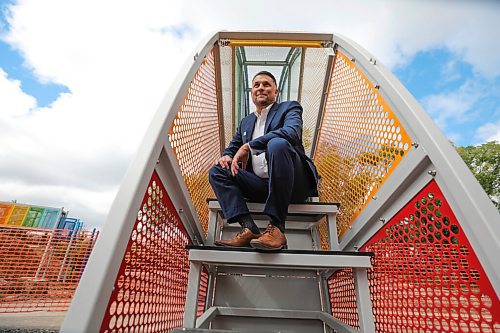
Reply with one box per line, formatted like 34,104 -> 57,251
246,143 -> 256,155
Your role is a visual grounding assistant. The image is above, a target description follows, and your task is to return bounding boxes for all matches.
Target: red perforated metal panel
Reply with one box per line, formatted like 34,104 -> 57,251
99,171 -> 207,332
328,269 -> 360,331
328,180 -> 499,332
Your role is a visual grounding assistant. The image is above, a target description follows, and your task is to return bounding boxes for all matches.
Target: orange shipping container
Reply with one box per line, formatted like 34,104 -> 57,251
0,202 -> 15,225
6,205 -> 30,226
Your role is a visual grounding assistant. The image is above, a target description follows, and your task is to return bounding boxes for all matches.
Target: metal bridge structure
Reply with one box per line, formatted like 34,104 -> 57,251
61,31 -> 500,332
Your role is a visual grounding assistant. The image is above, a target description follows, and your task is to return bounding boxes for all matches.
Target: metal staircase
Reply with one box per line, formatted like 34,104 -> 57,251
61,31 -> 500,333
178,201 -> 375,332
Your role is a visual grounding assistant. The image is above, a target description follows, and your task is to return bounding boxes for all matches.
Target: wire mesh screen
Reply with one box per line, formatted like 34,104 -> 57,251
229,45 -> 330,156
220,45 -> 233,147
0,226 -> 98,312
244,46 -> 292,62
288,48 -> 301,102
328,180 -> 500,332
169,48 -> 220,235
99,171 -> 207,333
301,47 -> 331,156
314,51 -> 412,240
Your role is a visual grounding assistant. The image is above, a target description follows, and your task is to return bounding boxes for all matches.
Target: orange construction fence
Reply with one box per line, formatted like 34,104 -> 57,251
0,225 -> 99,312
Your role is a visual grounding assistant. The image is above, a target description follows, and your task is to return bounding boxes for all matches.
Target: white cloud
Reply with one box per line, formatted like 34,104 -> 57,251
422,80 -> 485,129
0,0 -> 499,228
441,59 -> 462,84
0,1 -> 197,228
369,0 -> 500,77
0,68 -> 36,116
160,0 -> 500,77
180,0 -> 500,78
475,118 -> 500,144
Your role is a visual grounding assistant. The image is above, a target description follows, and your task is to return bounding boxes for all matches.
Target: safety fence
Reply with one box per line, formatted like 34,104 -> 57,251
0,225 -> 99,312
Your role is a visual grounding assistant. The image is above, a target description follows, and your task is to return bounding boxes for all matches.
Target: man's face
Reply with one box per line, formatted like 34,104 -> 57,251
251,74 -> 279,108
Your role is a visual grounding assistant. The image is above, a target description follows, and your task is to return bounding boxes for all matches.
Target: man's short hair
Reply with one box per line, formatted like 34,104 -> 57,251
253,71 -> 277,86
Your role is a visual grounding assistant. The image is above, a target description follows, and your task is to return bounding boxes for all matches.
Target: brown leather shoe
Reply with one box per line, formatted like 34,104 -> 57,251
250,224 -> 287,251
214,228 -> 261,247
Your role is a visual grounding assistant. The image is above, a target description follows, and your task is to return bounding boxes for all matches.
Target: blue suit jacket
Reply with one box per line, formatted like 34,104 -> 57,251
222,101 -> 319,187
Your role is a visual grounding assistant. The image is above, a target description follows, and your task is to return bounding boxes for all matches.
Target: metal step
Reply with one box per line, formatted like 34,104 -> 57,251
183,246 -> 375,332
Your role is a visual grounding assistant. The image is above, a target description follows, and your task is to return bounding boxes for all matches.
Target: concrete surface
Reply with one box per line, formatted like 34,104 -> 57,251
0,312 -> 65,332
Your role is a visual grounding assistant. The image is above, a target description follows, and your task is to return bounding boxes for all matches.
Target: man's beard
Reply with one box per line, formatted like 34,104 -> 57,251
255,97 -> 273,107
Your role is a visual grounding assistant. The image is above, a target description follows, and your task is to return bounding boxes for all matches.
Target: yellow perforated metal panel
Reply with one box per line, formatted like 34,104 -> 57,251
169,49 -> 220,235
314,51 -> 412,241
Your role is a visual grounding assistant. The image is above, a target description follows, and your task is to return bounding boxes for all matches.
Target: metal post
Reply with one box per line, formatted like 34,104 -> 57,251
202,271 -> 217,329
310,51 -> 336,159
231,46 -> 236,138
353,267 -> 375,333
183,261 -> 202,328
319,273 -> 333,333
206,208 -> 219,246
58,229 -> 77,281
81,228 -> 98,275
35,229 -> 54,279
213,43 -> 226,150
61,229 -> 80,283
327,213 -> 340,251
297,47 -> 306,103
311,224 -> 321,250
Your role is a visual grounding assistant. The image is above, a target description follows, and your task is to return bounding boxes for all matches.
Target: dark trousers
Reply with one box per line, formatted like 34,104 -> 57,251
208,138 -> 315,229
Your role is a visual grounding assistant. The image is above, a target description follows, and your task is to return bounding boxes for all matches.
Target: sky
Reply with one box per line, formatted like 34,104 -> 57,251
0,0 -> 499,229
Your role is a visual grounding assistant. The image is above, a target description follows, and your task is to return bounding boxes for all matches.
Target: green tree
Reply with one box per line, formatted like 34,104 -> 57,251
456,141 -> 500,209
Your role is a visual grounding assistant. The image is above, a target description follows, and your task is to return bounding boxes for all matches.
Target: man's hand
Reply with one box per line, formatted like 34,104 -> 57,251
231,143 -> 251,176
216,155 -> 233,169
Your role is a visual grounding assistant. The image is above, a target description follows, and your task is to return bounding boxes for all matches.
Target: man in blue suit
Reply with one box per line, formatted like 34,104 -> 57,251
209,71 -> 319,250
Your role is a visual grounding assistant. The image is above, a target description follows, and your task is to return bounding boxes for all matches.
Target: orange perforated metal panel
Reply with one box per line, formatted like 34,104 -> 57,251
0,226 -> 98,312
314,51 -> 412,239
328,180 -> 500,332
100,171 -> 207,333
169,49 -> 220,235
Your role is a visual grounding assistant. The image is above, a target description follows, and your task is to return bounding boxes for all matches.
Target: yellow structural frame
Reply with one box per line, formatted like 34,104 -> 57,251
227,39 -> 325,48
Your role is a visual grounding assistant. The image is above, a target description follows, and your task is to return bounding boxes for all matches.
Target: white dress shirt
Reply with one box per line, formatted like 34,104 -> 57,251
250,103 -> 273,179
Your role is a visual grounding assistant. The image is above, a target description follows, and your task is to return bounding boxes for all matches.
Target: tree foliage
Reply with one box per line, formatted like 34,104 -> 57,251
456,141 -> 500,209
